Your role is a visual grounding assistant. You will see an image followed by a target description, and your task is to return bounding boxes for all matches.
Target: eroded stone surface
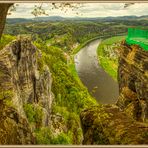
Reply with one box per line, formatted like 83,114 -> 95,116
81,105 -> 148,144
117,42 -> 148,122
0,37 -> 53,144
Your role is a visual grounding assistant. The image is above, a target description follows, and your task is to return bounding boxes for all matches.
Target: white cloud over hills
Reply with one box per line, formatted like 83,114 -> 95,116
8,3 -> 148,18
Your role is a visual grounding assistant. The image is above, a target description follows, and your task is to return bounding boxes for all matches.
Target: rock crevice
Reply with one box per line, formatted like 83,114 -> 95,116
0,37 -> 53,144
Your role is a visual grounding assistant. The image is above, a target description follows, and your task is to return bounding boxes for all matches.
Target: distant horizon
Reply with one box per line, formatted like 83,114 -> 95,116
7,3 -> 148,19
7,14 -> 148,20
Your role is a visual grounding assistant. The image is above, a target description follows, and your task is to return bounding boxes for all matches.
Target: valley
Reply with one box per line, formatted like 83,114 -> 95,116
0,14 -> 148,145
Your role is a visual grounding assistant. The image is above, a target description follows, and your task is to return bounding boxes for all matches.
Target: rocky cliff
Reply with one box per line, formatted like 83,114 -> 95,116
117,43 -> 148,122
0,37 -> 53,144
81,42 -> 148,144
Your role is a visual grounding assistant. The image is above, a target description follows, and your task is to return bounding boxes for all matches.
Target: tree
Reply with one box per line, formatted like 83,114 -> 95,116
0,3 -> 13,39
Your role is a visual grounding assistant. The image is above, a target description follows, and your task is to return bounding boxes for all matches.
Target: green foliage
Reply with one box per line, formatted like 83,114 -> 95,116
100,36 -> 125,44
50,132 -> 72,144
97,36 -> 125,81
34,105 -> 43,124
23,103 -> 36,123
37,53 -> 45,74
35,127 -> 52,144
4,20 -> 128,53
51,105 -> 83,144
0,90 -> 14,100
0,34 -> 15,50
23,103 -> 43,124
35,40 -> 96,114
35,126 -> 72,144
36,128 -> 72,145
34,39 -> 96,144
0,89 -> 14,107
52,105 -> 70,121
35,127 -> 72,145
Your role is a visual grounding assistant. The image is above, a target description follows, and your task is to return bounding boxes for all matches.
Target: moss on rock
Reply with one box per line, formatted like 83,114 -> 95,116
81,105 -> 148,144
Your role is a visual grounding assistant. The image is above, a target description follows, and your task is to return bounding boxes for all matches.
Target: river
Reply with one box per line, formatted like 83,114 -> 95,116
74,39 -> 119,104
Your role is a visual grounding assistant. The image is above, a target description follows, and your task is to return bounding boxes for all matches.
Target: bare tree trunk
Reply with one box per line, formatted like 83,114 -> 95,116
0,3 -> 13,40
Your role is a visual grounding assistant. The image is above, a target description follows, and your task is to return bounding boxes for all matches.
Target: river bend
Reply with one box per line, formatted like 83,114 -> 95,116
74,39 -> 119,104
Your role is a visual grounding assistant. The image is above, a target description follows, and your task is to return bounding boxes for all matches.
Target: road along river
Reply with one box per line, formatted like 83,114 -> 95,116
74,39 -> 119,104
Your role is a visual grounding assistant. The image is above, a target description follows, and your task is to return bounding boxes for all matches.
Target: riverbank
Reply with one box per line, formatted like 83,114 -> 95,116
69,36 -> 102,87
72,36 -> 102,55
97,36 -> 125,81
74,39 -> 119,104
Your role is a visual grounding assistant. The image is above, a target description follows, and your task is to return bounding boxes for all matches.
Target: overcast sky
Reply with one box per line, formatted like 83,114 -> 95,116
8,3 -> 148,18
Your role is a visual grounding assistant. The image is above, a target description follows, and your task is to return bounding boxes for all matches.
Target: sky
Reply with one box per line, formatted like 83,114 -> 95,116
8,3 -> 148,18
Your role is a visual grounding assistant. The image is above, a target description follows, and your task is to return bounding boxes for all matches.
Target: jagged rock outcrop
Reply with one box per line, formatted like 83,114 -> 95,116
117,43 -> 148,122
81,105 -> 148,144
0,37 -> 53,144
80,43 -> 148,144
0,102 -> 34,144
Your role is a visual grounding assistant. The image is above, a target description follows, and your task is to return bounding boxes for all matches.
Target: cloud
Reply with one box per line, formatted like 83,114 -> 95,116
7,3 -> 148,18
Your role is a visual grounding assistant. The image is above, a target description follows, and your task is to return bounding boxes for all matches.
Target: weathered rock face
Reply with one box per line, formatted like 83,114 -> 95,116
0,37 -> 53,144
0,102 -> 34,144
81,105 -> 148,145
117,43 -> 148,122
80,43 -> 148,144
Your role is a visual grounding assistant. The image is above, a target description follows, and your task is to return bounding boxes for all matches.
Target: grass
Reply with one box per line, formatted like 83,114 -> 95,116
101,36 -> 125,44
97,36 -> 126,81
0,34 -> 16,50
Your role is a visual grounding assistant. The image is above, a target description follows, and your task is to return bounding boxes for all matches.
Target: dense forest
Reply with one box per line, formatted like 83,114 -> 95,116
4,20 -> 127,51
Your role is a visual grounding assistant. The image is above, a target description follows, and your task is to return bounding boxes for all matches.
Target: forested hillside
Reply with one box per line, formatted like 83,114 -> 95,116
4,20 -> 128,52
5,17 -> 148,53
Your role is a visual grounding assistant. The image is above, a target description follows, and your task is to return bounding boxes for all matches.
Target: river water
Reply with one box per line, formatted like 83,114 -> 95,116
74,39 -> 119,104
